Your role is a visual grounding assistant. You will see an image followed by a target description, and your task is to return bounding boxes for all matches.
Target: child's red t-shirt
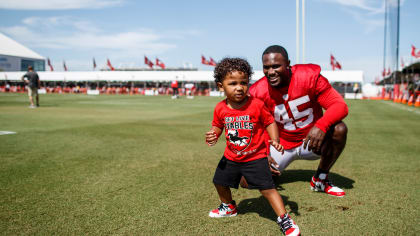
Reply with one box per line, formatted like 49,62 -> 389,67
212,96 -> 274,162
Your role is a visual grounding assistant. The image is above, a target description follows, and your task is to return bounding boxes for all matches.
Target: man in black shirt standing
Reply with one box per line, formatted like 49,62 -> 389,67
21,66 -> 41,108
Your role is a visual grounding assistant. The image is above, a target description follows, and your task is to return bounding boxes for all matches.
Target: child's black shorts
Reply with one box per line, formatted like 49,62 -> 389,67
213,156 -> 275,190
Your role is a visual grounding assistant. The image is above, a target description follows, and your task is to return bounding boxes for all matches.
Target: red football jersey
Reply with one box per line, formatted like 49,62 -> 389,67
249,64 -> 348,149
212,97 -> 274,162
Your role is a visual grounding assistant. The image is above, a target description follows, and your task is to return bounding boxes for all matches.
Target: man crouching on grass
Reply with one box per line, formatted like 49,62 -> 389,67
205,57 -> 300,236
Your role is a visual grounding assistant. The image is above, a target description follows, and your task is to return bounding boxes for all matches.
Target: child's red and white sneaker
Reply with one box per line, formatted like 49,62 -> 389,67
277,213 -> 300,236
208,201 -> 237,218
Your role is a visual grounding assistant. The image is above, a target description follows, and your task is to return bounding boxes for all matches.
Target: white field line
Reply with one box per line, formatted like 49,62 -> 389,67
0,131 -> 17,135
379,101 -> 420,115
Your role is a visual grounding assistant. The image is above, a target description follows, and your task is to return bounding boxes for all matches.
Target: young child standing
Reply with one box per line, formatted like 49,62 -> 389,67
205,58 -> 300,236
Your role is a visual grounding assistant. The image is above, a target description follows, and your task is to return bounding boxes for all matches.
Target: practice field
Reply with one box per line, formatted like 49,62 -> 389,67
1,93 -> 419,235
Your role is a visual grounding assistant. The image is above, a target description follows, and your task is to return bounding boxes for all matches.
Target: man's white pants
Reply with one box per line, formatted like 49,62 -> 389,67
270,142 -> 321,171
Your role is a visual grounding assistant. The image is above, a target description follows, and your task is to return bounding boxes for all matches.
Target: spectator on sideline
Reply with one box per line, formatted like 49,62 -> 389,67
205,57 -> 300,236
171,80 -> 179,99
245,45 -> 348,197
184,82 -> 195,99
353,83 -> 360,99
21,66 -> 40,108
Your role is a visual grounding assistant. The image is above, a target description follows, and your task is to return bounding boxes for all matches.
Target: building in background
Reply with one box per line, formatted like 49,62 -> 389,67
0,33 -> 45,72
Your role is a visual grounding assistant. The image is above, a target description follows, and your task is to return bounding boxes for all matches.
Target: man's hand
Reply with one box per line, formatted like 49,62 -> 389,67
303,126 -> 326,153
267,155 -> 281,176
205,131 -> 218,146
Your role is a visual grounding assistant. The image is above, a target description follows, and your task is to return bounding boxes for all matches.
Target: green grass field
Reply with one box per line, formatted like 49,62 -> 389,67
1,93 -> 419,235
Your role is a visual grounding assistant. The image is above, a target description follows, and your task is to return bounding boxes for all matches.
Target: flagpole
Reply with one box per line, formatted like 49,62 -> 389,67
302,0 -> 305,63
395,0 -> 400,85
296,0 -> 300,64
383,0 -> 387,84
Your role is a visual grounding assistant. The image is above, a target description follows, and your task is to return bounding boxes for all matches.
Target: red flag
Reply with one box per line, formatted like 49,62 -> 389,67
93,58 -> 97,70
201,55 -> 210,65
382,68 -> 386,77
107,58 -> 115,71
47,58 -> 54,71
411,45 -> 417,57
63,61 -> 67,71
330,54 -> 342,71
335,61 -> 342,70
156,58 -> 165,69
144,56 -> 154,68
387,67 -> 391,76
209,57 -> 217,66
330,55 -> 336,70
411,45 -> 420,58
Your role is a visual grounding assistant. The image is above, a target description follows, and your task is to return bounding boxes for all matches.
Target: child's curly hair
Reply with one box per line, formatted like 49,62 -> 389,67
213,57 -> 253,83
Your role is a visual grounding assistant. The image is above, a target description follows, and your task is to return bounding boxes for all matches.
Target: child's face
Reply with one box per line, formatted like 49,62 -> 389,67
218,71 -> 249,104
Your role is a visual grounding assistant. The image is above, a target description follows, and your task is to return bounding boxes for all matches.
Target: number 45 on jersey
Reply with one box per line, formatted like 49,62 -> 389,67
274,95 -> 313,131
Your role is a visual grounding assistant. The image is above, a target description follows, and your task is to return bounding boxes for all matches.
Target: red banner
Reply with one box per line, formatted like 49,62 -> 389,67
156,58 -> 165,69
47,58 -> 54,71
144,56 -> 154,68
107,59 -> 115,71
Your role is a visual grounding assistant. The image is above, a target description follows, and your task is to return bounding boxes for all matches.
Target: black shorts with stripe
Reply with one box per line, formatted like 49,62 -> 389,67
213,156 -> 275,190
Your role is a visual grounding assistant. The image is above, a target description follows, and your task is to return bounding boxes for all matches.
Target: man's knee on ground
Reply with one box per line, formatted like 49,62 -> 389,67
333,122 -> 347,141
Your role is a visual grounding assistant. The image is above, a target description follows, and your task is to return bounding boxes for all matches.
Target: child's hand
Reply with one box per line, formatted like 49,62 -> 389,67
205,131 -> 218,146
268,140 -> 284,154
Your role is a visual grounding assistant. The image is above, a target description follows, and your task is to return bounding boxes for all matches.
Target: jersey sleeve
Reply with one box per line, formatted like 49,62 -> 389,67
259,101 -> 275,127
211,103 -> 224,129
314,75 -> 349,132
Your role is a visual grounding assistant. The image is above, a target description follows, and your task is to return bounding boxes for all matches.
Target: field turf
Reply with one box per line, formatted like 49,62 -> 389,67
0,93 -> 419,235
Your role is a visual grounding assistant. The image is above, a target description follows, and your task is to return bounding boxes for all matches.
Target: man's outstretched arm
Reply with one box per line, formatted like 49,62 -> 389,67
304,86 -> 348,153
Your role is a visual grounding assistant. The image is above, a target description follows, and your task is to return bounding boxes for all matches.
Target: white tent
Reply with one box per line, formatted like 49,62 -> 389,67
0,70 -> 363,83
321,70 -> 364,84
0,32 -> 45,72
0,33 -> 44,60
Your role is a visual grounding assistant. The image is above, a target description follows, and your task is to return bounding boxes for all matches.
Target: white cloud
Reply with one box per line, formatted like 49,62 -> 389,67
317,0 -> 388,32
0,0 -> 123,10
1,25 -> 176,53
21,16 -> 101,33
319,0 -> 384,14
0,16 -> 204,63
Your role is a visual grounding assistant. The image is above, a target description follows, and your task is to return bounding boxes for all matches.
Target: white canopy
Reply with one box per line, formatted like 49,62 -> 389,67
321,70 -> 364,83
0,70 -> 363,84
0,33 -> 45,60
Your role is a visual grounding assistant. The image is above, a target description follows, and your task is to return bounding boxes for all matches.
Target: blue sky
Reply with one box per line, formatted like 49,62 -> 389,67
0,0 -> 419,82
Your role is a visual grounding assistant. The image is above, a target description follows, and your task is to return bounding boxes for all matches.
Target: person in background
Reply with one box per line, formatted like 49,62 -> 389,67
21,66 -> 40,108
171,80 -> 179,99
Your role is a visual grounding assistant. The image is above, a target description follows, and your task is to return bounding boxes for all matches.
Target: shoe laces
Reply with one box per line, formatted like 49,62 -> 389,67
278,214 -> 292,232
218,201 -> 235,211
322,179 -> 335,187
218,203 -> 229,211
315,177 -> 334,186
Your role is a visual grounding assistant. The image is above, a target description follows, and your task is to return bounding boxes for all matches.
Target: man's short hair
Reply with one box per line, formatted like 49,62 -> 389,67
27,66 -> 33,70
262,45 -> 289,61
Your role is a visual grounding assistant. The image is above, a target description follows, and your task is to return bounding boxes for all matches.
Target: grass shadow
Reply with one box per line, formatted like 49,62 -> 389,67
237,195 -> 300,222
274,169 -> 355,190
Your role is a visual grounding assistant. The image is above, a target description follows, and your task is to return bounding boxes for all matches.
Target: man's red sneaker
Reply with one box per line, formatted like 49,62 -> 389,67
310,176 -> 346,197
